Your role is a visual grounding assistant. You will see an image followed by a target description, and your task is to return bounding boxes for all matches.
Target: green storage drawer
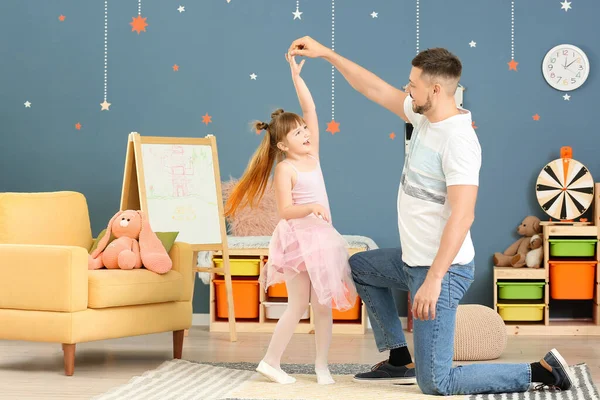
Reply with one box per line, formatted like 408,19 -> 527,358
497,282 -> 545,300
548,239 -> 597,257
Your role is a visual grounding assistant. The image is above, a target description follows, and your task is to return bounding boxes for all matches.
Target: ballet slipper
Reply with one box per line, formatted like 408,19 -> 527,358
256,360 -> 296,384
315,367 -> 335,385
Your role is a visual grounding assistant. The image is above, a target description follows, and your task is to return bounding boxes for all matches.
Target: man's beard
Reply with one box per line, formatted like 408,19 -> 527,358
413,95 -> 432,114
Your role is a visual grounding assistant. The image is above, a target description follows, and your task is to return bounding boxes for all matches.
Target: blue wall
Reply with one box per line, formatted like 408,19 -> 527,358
1,1 -> 599,315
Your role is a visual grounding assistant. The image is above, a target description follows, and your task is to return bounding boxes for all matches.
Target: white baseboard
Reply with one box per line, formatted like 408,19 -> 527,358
192,313 -> 408,331
400,317 -> 408,329
192,313 -> 210,326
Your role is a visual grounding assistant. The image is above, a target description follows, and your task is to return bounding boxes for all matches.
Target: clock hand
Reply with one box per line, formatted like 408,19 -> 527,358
566,58 -> 579,68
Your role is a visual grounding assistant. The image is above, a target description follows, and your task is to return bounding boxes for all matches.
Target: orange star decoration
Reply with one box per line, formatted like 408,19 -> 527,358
508,59 -> 518,71
202,113 -> 212,125
532,114 -> 540,121
326,120 -> 340,135
173,64 -> 179,72
130,15 -> 148,34
75,122 -> 81,130
58,15 -> 66,22
389,132 -> 396,140
472,121 -> 478,129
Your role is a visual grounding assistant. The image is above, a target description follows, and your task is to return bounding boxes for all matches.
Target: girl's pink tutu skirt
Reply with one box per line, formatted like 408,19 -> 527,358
261,215 -> 358,311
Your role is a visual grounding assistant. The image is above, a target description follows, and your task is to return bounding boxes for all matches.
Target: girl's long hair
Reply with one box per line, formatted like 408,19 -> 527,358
224,109 -> 304,217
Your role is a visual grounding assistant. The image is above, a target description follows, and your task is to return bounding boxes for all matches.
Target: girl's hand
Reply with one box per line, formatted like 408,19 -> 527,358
310,204 -> 330,222
285,52 -> 305,77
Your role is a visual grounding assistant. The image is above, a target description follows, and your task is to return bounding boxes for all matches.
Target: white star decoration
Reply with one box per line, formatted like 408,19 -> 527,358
24,101 -> 31,108
563,94 -> 571,101
469,40 -> 476,48
100,100 -> 111,111
293,8 -> 302,20
561,1 -> 572,11
177,5 -> 185,13
250,73 -> 257,80
371,11 -> 378,18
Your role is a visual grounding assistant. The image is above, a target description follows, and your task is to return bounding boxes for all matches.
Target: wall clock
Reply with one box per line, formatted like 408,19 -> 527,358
542,44 -> 589,91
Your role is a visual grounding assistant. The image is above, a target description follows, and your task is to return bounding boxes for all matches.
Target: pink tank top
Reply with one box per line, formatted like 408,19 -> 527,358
282,155 -> 331,217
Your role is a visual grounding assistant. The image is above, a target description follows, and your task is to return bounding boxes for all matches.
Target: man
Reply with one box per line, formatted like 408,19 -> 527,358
287,36 -> 575,396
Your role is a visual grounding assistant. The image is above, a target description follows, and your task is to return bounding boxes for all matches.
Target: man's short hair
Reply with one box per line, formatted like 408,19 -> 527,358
412,48 -> 462,92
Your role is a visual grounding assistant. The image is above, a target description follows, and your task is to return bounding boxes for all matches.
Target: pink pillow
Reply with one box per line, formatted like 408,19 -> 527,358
221,178 -> 279,236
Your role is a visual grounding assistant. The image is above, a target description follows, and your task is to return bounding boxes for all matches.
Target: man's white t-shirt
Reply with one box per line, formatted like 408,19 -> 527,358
397,95 -> 481,267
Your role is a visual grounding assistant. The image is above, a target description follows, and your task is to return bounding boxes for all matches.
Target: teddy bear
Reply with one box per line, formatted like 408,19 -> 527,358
88,209 -> 172,274
493,215 -> 542,268
525,234 -> 543,268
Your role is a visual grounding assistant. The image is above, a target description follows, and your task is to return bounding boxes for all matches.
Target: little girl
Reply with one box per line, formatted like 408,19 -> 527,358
224,53 -> 357,385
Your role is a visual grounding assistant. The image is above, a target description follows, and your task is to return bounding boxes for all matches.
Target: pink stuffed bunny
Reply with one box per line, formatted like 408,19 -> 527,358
88,210 -> 172,274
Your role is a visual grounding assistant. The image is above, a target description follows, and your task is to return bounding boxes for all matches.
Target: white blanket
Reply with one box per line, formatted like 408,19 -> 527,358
196,235 -> 379,284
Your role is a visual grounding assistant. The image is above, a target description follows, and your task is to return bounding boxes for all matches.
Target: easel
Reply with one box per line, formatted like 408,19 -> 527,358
121,132 -> 237,342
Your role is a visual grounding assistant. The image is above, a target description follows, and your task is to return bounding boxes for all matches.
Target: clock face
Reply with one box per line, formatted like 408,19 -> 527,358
542,44 -> 589,91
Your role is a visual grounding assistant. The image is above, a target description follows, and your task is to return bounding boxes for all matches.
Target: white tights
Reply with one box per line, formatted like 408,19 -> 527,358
258,272 -> 334,384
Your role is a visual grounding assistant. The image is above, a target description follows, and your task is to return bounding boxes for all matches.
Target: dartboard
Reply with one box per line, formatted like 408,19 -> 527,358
536,157 -> 594,220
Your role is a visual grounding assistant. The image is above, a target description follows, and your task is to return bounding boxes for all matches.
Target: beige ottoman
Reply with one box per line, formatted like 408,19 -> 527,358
453,304 -> 507,361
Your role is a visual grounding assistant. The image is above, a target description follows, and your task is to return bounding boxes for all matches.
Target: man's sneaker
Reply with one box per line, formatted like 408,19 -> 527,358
536,348 -> 574,391
352,360 -> 416,385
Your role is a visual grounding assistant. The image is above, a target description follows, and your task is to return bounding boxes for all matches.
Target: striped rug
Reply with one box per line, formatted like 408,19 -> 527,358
466,363 -> 600,400
92,361 -> 598,400
92,360 -> 255,400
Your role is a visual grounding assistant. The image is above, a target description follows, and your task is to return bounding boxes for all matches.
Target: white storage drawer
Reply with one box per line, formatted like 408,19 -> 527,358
264,302 -> 309,320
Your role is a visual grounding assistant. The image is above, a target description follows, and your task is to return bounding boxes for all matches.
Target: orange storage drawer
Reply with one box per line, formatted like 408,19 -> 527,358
549,261 -> 597,300
267,282 -> 288,298
214,278 -> 259,319
332,297 -> 361,320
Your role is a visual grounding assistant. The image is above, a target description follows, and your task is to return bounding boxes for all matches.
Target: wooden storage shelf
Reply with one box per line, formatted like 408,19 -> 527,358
545,226 -> 597,237
493,183 -> 600,335
505,319 -> 600,335
550,256 -> 598,264
497,298 -> 545,305
494,267 -> 547,280
208,247 -> 368,335
549,299 -> 595,321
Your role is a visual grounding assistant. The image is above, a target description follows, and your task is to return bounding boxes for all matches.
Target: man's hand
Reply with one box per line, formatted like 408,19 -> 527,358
288,36 -> 330,59
412,276 -> 442,320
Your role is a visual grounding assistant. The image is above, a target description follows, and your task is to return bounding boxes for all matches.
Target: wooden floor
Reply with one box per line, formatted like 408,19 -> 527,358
0,327 -> 599,399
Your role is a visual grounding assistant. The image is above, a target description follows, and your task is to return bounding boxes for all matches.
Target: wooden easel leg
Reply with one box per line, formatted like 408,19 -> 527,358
187,251 -> 197,339
222,247 -> 238,342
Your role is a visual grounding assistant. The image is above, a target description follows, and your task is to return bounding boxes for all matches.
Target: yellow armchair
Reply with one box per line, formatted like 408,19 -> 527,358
0,191 -> 195,375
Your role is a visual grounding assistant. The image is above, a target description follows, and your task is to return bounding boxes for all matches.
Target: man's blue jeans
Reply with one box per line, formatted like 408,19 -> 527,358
349,248 -> 531,395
